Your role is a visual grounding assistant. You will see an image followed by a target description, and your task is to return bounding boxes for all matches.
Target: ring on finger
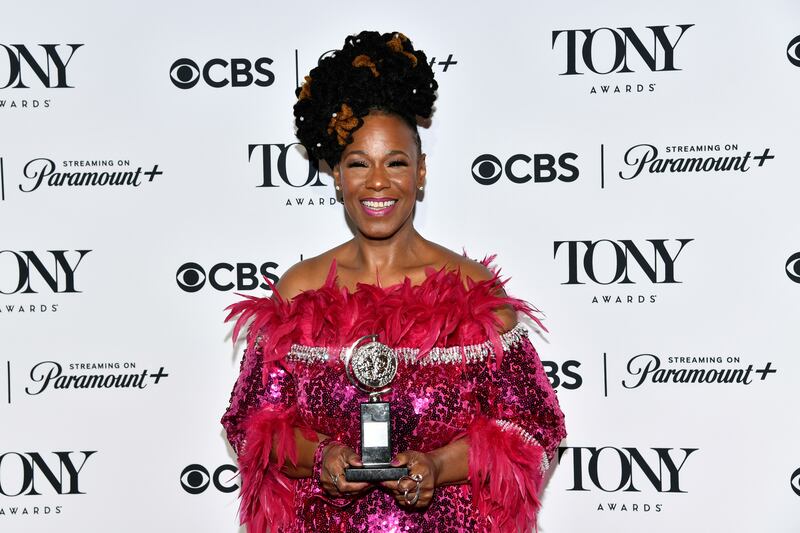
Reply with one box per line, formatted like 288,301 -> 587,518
396,473 -> 423,506
396,474 -> 422,490
405,484 -> 421,505
330,472 -> 340,490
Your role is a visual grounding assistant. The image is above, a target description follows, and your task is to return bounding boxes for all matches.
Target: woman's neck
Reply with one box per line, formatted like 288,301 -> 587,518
348,224 -> 428,280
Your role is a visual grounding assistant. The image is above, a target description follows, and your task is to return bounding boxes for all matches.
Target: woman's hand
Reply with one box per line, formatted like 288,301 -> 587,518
380,450 -> 440,508
319,442 -> 371,497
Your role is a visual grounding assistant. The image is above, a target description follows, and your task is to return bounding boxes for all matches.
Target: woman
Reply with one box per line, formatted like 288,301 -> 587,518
222,30 -> 566,532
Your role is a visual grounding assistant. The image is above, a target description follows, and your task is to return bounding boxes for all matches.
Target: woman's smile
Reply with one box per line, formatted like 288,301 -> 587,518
360,197 -> 398,216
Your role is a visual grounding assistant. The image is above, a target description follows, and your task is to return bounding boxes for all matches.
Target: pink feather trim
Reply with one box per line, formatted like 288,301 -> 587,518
238,406 -> 303,532
225,254 -> 545,375
468,416 -> 545,533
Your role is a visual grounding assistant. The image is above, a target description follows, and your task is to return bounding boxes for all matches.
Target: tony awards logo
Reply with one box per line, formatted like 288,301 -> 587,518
342,335 -> 408,482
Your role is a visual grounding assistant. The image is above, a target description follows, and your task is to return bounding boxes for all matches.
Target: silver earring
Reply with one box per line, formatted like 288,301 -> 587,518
418,186 -> 424,191
335,185 -> 341,191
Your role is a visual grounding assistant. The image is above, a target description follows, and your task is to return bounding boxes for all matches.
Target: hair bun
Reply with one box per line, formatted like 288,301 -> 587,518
293,31 -> 438,167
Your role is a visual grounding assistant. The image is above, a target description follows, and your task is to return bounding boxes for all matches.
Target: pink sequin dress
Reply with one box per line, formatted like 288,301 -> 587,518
221,257 -> 566,532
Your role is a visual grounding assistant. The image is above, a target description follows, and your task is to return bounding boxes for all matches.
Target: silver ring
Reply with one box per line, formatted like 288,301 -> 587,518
331,472 -> 340,490
405,484 -> 420,505
397,473 -> 423,505
396,474 -> 414,489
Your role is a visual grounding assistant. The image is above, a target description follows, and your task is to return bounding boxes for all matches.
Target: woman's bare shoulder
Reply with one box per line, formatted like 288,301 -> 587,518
427,243 -> 497,285
273,246 -> 344,301
427,244 -> 518,333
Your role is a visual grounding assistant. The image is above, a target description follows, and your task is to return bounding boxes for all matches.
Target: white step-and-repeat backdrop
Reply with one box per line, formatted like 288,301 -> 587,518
2,1 -> 798,531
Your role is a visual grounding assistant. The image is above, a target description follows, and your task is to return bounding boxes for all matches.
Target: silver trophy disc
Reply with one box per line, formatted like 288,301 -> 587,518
343,335 -> 399,397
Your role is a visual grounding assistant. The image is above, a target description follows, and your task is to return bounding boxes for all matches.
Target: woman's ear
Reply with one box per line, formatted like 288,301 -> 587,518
332,163 -> 341,189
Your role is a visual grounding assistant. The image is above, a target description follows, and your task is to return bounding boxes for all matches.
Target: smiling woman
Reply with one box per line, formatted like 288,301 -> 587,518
221,30 -> 566,533
334,112 -> 425,242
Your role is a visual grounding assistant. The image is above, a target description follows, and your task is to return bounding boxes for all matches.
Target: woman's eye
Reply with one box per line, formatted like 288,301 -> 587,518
388,160 -> 408,167
347,161 -> 368,168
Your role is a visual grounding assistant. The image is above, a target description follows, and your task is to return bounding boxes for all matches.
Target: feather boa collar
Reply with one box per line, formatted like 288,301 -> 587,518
226,254 -> 543,369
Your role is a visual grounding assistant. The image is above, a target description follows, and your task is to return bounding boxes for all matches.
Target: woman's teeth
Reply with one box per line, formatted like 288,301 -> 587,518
361,199 -> 397,208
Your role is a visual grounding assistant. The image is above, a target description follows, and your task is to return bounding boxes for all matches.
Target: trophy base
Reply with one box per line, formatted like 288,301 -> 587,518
345,466 -> 408,482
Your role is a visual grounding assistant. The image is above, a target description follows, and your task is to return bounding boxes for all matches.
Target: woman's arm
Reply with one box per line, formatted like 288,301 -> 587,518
222,333 -> 318,530
279,430 -> 371,495
467,333 -> 566,531
381,329 -> 566,528
224,262 -> 322,477
428,437 -> 470,486
277,428 -> 324,478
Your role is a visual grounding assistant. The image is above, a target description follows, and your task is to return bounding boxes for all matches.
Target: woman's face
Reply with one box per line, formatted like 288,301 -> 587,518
333,112 -> 426,240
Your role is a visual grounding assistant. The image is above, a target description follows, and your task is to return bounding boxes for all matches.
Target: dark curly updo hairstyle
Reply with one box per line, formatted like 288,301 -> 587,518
293,31 -> 438,167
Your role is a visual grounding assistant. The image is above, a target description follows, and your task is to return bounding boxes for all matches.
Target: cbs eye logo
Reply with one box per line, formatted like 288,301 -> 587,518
180,464 -> 238,494
176,261 -> 279,293
787,36 -> 800,67
169,57 -> 275,89
786,252 -> 800,283
471,152 -> 579,185
791,467 -> 800,497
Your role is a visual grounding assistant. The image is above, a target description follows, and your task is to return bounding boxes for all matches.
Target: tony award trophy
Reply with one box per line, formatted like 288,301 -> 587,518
343,334 -> 408,482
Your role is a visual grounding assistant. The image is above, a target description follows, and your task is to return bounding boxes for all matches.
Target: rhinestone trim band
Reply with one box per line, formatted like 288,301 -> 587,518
494,419 -> 550,474
286,322 -> 529,366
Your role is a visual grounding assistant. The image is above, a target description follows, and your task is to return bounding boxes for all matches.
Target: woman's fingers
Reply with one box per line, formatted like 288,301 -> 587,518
342,449 -> 364,468
322,446 -> 436,505
391,474 -> 433,507
322,446 -> 371,495
338,449 -> 370,492
391,451 -> 410,466
380,451 -> 436,508
337,466 -> 371,494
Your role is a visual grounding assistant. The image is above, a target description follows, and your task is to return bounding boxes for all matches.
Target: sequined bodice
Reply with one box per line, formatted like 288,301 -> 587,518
286,324 -> 530,454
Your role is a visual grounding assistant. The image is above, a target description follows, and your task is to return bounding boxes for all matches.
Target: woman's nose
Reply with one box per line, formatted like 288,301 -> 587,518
365,166 -> 389,191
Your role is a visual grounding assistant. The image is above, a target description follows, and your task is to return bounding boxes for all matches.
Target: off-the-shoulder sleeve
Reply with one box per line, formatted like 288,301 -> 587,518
221,334 -> 298,454
467,331 -> 567,532
220,333 -> 311,532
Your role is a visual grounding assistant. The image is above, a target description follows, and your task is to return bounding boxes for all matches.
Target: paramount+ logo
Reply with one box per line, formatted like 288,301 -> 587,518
176,261 -> 279,293
471,152 -> 579,185
170,56 -> 275,89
